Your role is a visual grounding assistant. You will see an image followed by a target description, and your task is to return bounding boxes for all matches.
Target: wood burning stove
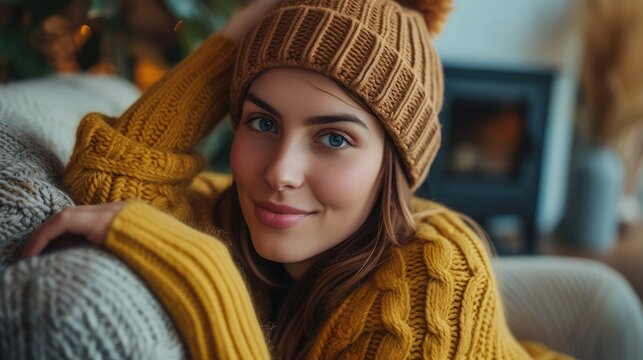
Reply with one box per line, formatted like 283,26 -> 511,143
417,65 -> 555,254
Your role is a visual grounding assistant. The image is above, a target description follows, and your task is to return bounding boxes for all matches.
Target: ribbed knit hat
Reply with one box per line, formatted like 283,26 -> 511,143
230,0 -> 452,190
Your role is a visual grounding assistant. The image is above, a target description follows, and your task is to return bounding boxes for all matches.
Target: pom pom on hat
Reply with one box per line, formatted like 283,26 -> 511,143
394,0 -> 453,36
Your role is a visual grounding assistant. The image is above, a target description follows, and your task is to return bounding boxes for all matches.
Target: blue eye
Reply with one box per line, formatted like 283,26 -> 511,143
248,117 -> 277,133
319,133 -> 349,149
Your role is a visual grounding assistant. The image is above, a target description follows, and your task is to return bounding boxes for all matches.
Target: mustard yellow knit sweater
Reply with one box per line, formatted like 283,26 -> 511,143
63,33 -> 572,359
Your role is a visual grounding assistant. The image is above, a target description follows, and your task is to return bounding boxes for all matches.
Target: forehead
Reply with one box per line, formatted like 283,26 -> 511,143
246,68 -> 367,114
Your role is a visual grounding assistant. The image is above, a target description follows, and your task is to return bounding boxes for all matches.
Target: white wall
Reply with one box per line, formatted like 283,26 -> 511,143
435,0 -> 581,68
434,0 -> 583,234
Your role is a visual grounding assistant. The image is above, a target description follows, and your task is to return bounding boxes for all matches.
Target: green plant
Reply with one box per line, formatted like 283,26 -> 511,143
0,0 -> 242,82
0,0 -> 73,81
162,0 -> 242,53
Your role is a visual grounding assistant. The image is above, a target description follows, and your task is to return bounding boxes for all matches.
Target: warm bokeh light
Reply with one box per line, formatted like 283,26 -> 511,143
174,20 -> 184,33
134,57 -> 168,90
73,24 -> 92,46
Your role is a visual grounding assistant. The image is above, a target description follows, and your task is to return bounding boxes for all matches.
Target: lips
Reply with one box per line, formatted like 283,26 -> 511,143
254,201 -> 314,229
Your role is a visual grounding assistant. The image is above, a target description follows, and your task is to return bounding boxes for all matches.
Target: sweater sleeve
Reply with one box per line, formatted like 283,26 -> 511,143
105,201 -> 270,360
61,33 -> 269,360
63,33 -> 236,222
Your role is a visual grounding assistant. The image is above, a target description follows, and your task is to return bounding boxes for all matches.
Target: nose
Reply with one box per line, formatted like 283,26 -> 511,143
263,139 -> 305,192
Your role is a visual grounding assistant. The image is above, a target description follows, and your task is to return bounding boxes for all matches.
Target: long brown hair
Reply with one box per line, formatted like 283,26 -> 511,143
212,139 -> 416,359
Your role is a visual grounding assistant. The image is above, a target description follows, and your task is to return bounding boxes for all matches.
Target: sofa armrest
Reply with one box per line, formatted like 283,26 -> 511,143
495,256 -> 643,360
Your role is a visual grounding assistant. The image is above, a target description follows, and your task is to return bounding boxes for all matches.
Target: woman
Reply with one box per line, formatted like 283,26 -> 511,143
24,0 -> 571,358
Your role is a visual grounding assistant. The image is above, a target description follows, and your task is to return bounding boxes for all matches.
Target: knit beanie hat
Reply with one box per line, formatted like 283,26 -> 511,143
230,0 -> 453,190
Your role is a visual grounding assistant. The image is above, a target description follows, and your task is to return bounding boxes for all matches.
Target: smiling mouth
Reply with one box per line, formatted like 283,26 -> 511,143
253,202 -> 314,229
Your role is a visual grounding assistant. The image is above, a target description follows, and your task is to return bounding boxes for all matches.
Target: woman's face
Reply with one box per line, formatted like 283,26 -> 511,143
230,68 -> 386,278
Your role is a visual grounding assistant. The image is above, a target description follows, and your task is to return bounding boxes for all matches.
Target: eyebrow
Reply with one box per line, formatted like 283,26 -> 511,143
246,92 -> 281,118
304,113 -> 369,129
245,92 -> 370,130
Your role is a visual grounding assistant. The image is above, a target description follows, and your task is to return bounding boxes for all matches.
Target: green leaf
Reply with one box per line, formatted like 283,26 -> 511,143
162,0 -> 212,25
176,19 -> 212,53
87,0 -> 118,19
0,29 -> 52,79
163,0 -> 203,19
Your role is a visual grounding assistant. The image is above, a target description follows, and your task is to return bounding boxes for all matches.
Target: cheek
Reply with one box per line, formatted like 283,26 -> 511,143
312,153 -> 382,207
230,132 -> 263,185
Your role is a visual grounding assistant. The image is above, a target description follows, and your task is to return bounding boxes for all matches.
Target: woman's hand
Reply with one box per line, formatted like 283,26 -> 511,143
220,0 -> 285,44
22,202 -> 126,257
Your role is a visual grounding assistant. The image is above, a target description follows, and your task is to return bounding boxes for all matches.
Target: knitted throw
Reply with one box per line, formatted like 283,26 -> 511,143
0,120 -> 73,267
0,75 -> 185,359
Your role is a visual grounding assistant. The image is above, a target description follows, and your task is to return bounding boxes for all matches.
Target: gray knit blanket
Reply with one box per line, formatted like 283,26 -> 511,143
0,75 -> 185,359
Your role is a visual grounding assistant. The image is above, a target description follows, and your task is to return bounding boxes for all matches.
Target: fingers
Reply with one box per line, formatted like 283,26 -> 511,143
23,208 -> 75,257
220,0 -> 283,44
22,203 -> 126,257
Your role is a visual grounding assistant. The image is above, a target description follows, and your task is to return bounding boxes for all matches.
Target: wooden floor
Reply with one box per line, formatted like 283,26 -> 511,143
541,221 -> 643,303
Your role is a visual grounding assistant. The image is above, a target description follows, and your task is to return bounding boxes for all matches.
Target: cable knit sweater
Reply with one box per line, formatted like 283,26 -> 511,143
63,33 -> 571,359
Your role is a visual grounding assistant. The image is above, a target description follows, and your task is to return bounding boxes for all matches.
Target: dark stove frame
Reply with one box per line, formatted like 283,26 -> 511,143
417,65 -> 555,254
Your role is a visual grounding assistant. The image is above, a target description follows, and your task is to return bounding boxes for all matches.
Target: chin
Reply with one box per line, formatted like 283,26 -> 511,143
255,249 -> 305,265
250,234 -> 307,264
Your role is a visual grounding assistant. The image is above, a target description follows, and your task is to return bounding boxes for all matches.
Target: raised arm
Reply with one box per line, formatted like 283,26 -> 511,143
64,0 -> 285,223
63,33 -> 236,222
